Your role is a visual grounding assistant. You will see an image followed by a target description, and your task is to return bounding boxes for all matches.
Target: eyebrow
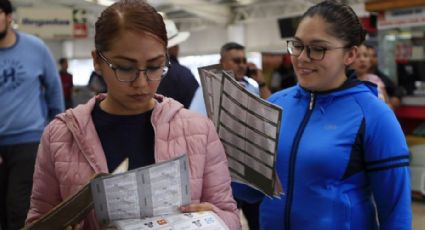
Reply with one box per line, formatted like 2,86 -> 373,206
111,54 -> 166,63
293,37 -> 332,45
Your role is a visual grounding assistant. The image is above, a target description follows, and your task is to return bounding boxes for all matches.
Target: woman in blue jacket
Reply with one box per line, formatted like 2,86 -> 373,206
260,1 -> 411,229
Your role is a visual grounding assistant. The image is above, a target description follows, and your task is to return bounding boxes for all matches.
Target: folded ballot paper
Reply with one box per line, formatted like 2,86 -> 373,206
109,211 -> 228,230
91,154 -> 191,226
198,64 -> 283,198
24,155 -> 228,230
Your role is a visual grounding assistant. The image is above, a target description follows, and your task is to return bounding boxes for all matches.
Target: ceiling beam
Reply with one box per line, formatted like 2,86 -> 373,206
168,0 -> 231,24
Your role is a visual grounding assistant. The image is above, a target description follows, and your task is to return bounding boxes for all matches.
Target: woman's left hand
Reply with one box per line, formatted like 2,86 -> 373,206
179,202 -> 214,213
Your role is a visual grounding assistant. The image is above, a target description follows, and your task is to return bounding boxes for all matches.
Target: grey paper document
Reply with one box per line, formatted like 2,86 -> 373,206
199,64 -> 283,197
90,155 -> 191,226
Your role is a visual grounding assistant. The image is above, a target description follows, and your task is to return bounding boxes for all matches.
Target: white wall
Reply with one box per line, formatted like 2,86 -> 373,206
178,18 -> 286,56
179,25 -> 228,56
44,39 -> 64,64
245,18 -> 286,53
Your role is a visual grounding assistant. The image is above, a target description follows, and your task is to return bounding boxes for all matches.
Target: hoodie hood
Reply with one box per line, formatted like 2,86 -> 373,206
58,94 -> 184,131
150,94 -> 184,125
54,93 -> 185,173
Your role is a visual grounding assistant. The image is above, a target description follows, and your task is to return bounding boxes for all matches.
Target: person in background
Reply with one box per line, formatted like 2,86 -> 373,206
58,57 -> 74,109
156,19 -> 199,109
270,54 -> 296,92
261,1 -> 411,229
220,42 -> 271,99
87,70 -> 107,95
367,44 -> 403,109
189,42 -> 273,116
219,42 -> 271,230
351,43 -> 390,104
0,0 -> 64,229
25,1 -> 240,229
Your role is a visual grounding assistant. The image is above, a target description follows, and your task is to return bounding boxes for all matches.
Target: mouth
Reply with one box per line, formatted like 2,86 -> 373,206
129,93 -> 150,101
296,67 -> 316,76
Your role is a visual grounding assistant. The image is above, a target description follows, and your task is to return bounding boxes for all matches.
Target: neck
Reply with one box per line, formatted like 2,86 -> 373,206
325,73 -> 348,92
356,71 -> 368,81
100,98 -> 155,115
0,29 -> 16,48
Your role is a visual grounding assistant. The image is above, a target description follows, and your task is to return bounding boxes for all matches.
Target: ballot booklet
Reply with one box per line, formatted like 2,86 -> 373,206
91,154 -> 191,226
23,155 -> 230,230
110,211 -> 228,230
198,64 -> 283,198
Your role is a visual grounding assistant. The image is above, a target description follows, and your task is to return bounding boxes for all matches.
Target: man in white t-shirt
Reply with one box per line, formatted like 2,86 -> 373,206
189,42 -> 271,115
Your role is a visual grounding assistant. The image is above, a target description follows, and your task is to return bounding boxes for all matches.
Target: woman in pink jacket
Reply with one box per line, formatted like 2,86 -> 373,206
25,0 -> 240,229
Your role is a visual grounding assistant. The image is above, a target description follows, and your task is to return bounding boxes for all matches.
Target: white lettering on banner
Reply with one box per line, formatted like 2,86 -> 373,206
17,8 -> 73,39
378,6 -> 425,29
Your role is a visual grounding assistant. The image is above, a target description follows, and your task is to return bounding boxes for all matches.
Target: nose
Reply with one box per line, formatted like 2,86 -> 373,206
298,47 -> 311,62
131,70 -> 149,87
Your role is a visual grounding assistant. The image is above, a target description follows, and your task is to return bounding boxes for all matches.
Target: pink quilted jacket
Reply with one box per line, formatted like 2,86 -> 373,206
26,94 -> 240,230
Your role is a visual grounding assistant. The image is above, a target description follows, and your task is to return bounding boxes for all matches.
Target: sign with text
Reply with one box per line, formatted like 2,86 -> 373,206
378,6 -> 425,30
17,8 -> 73,39
73,9 -> 88,38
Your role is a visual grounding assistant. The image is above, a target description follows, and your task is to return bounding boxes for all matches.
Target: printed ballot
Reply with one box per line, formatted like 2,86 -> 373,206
24,155 -> 229,230
91,155 -> 190,226
198,65 -> 283,197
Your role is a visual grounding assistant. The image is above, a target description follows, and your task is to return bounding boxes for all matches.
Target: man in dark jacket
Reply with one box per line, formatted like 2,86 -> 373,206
157,19 -> 199,108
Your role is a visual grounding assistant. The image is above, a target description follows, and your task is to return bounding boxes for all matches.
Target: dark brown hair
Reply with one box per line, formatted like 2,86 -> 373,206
94,0 -> 167,52
220,42 -> 245,57
301,0 -> 366,47
0,0 -> 13,14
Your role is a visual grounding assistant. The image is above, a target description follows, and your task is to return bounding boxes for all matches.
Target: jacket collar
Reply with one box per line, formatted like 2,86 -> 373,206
55,94 -> 184,173
295,73 -> 375,99
293,75 -> 377,114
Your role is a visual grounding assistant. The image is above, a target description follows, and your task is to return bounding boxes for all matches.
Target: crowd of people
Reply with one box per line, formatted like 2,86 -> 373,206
0,0 -> 412,230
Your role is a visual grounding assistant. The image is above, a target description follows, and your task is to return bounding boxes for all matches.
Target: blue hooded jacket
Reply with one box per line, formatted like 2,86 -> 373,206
259,79 -> 411,230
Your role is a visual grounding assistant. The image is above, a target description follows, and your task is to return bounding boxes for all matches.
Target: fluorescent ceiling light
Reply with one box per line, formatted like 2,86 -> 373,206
85,0 -> 115,6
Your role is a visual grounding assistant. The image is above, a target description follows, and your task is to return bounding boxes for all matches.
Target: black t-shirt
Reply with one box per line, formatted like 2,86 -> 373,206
92,101 -> 155,171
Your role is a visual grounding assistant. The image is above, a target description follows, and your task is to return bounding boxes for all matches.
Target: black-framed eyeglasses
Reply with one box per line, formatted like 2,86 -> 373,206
286,40 -> 348,61
97,50 -> 171,82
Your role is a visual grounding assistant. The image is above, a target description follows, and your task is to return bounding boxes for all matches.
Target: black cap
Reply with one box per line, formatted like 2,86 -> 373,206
0,0 -> 13,14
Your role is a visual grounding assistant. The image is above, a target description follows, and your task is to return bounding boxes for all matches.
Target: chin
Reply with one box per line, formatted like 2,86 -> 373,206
299,80 -> 320,92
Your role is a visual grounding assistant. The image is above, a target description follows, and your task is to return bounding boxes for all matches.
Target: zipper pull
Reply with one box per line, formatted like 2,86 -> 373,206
309,92 -> 315,110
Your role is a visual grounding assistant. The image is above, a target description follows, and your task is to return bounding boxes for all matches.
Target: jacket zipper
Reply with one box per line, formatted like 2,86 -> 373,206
284,92 -> 315,229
